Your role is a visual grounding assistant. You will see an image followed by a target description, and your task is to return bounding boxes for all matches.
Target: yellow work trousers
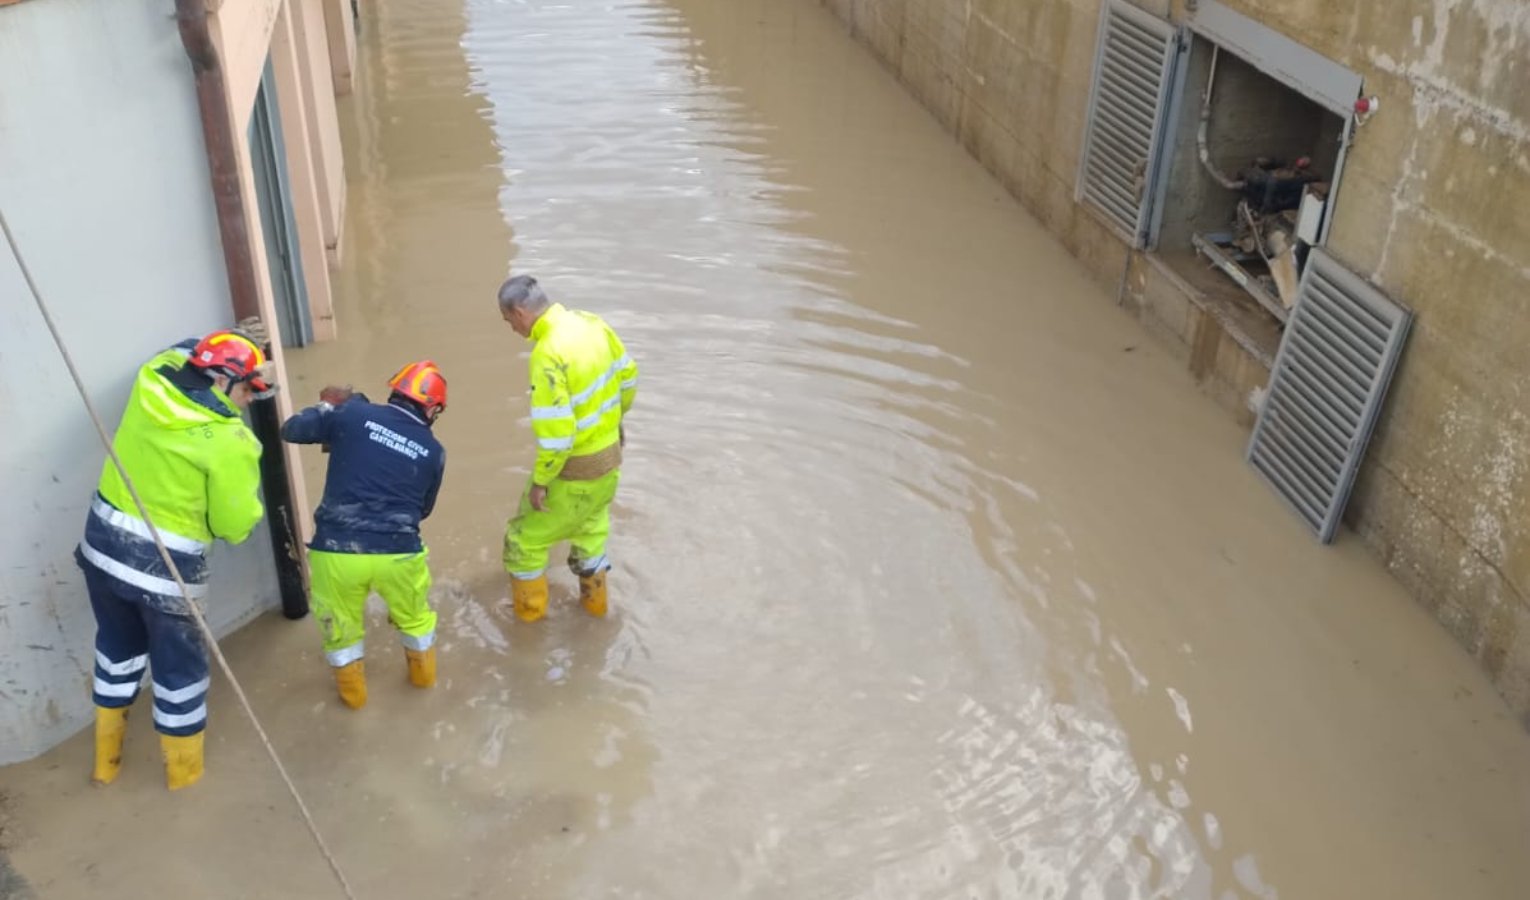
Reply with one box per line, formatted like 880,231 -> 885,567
308,549 -> 436,667
503,471 -> 620,580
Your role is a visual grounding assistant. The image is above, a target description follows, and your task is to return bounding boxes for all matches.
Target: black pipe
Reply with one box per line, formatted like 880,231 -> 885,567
250,401 -> 310,619
176,0 -> 309,620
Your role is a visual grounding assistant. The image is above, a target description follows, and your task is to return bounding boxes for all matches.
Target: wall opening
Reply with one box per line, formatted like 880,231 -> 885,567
1153,34 -> 1348,342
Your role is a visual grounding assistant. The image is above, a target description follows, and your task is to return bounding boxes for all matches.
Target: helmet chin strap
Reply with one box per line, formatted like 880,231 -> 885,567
212,362 -> 278,402
209,371 -> 271,405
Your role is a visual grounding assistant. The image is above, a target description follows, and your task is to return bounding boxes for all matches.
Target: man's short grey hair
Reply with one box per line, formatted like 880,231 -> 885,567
497,274 -> 551,314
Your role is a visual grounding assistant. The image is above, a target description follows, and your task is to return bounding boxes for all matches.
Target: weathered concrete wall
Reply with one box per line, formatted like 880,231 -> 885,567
0,0 -> 281,763
820,0 -> 1530,718
1253,0 -> 1530,717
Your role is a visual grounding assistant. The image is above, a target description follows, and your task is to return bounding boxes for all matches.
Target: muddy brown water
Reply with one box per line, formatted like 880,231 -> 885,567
4,0 -> 1530,897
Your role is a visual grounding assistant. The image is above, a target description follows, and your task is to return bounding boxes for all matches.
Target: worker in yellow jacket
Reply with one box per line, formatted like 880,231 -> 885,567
79,329 -> 271,790
498,275 -> 637,621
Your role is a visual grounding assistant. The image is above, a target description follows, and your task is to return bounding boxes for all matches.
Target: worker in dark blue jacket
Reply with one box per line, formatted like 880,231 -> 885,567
281,361 -> 448,709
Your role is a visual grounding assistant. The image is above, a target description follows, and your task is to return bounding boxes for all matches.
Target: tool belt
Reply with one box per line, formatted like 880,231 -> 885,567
558,442 -> 622,481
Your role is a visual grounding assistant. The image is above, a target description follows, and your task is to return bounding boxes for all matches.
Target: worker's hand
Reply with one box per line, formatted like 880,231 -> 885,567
529,484 -> 549,512
237,316 -> 271,350
319,385 -> 354,406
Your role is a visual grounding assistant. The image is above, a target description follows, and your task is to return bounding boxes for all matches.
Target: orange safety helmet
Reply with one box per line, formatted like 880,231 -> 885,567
388,360 -> 448,417
189,330 -> 273,397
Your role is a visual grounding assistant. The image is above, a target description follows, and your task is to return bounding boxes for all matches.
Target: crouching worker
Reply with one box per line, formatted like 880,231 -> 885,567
81,330 -> 271,790
281,362 -> 448,709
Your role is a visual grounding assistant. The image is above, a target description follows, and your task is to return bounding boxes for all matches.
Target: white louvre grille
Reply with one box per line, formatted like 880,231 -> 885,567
1077,0 -> 1181,246
1248,250 -> 1413,543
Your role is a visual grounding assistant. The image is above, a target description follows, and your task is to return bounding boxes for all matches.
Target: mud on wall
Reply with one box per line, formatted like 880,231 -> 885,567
819,0 -> 1530,720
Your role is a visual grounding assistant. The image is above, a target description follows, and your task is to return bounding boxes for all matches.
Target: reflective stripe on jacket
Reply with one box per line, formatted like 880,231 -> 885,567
527,304 -> 637,486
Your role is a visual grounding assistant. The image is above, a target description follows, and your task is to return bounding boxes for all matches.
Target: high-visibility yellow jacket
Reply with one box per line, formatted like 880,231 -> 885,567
79,341 -> 265,604
527,304 -> 637,485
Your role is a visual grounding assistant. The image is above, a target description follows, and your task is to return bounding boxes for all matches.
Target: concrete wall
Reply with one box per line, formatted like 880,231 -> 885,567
0,0 -> 281,763
1263,0 -> 1530,719
820,0 -> 1530,720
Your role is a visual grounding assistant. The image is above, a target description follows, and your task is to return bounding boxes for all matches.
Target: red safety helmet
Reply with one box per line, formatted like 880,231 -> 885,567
189,330 -> 273,397
388,360 -> 448,417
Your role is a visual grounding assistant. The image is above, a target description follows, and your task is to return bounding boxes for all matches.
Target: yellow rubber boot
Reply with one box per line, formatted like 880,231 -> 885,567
405,647 -> 436,688
91,706 -> 130,786
334,660 -> 368,709
161,732 -> 205,791
579,571 -> 608,618
511,575 -> 549,623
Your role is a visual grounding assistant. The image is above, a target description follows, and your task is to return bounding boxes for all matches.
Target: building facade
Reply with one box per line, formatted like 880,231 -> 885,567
0,0 -> 357,762
821,0 -> 1530,719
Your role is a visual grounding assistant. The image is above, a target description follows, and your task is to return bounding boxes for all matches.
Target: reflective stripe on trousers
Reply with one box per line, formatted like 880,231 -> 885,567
93,652 -> 149,705
326,641 -> 366,667
84,562 -> 211,735
153,675 -> 211,731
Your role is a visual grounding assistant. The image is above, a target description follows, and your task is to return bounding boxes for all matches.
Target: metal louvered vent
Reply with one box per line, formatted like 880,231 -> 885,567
1077,0 -> 1181,246
1248,250 -> 1413,543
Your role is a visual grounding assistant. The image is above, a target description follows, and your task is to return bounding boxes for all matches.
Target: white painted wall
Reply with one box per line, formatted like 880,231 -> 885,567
0,0 -> 281,764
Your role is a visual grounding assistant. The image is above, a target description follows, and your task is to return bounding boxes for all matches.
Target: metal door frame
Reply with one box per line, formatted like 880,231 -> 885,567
1143,28 -> 1190,251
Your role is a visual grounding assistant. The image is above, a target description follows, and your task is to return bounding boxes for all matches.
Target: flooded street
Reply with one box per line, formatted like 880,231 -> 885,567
5,0 -> 1530,897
